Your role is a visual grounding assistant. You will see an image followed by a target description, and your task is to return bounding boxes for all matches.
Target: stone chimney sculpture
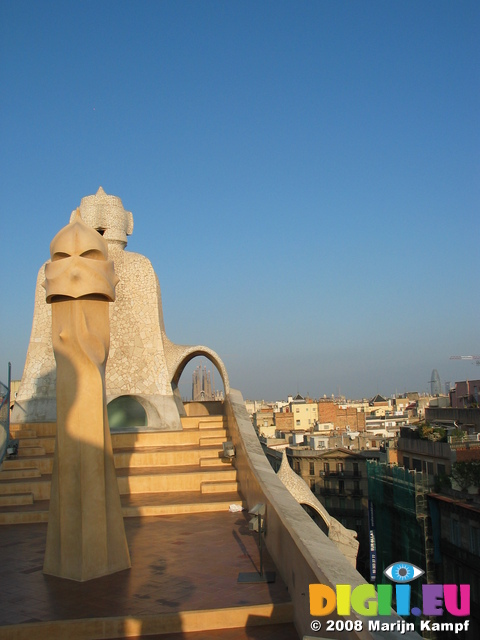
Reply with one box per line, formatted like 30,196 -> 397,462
43,210 -> 131,581
12,187 -> 229,430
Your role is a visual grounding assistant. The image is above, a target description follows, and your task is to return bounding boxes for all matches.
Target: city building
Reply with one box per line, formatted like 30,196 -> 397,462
263,441 -> 382,579
450,379 -> 480,409
366,462 -> 434,621
430,369 -> 442,396
317,399 -> 366,431
428,490 -> 480,639
288,394 -> 319,430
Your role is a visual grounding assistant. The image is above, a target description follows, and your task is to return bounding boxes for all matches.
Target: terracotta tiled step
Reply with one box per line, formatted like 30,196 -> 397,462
113,445 -> 224,469
0,493 -> 34,507
201,481 -> 239,494
0,459 -> 40,471
0,468 -> 41,480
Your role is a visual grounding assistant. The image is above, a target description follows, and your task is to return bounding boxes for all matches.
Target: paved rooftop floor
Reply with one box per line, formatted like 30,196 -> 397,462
0,510 -> 298,639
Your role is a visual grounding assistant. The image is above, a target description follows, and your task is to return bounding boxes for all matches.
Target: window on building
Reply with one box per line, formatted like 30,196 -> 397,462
309,462 -> 315,476
324,462 -> 330,474
296,420 -> 301,426
427,461 -> 434,476
437,463 -> 446,476
353,480 -> 360,494
337,462 -> 344,473
403,456 -> 410,469
353,462 -> 359,477
451,519 -> 461,546
339,480 -> 345,494
354,498 -> 361,511
339,497 -> 346,510
294,461 -> 300,474
310,479 -> 316,491
470,527 -> 480,555
412,458 -> 422,472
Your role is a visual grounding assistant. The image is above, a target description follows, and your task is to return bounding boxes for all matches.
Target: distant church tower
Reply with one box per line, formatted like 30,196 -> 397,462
430,369 -> 442,396
192,365 -> 213,401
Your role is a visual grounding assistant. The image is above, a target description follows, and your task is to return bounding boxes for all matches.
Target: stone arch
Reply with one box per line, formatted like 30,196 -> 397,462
170,346 -> 230,395
300,502 -> 330,535
107,394 -> 159,430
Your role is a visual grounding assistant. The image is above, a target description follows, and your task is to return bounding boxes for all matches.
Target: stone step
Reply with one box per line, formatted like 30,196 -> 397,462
0,490 -> 246,524
117,468 -> 237,495
199,436 -> 226,447
17,446 -> 46,457
0,479 -> 51,500
201,481 -> 240,494
0,510 -> 49,525
182,417 -> 227,430
0,602 -> 294,638
0,459 -> 40,471
1,456 -> 53,475
10,422 -> 56,437
0,466 -> 237,500
0,468 -> 42,480
111,428 -> 227,449
0,493 -> 34,507
17,437 -> 55,453
121,491 -> 246,517
199,456 -> 233,467
113,446 -> 223,469
6,429 -> 37,439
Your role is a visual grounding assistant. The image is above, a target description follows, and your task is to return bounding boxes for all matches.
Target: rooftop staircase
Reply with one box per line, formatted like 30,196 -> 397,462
0,414 -> 245,524
0,412 -> 297,639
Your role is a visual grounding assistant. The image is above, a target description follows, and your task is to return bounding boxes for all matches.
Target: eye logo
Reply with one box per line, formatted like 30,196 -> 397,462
384,561 -> 424,583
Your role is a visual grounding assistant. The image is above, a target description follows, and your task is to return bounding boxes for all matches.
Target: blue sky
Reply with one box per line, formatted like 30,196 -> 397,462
1,1 -> 478,400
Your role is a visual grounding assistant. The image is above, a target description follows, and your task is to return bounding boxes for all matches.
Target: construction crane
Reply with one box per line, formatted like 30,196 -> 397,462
450,355 -> 480,366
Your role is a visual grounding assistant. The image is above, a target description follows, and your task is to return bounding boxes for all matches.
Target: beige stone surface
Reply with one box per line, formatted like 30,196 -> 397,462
276,450 -> 359,567
12,188 -> 229,429
43,214 -> 130,581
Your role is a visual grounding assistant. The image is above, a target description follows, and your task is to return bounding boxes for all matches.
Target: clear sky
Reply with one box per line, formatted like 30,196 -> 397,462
1,1 -> 478,401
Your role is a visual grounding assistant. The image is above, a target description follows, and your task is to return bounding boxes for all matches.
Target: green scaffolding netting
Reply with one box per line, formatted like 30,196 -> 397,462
367,461 -> 429,611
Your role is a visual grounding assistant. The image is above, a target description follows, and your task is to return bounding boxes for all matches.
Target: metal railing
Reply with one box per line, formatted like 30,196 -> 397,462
0,362 -> 12,464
